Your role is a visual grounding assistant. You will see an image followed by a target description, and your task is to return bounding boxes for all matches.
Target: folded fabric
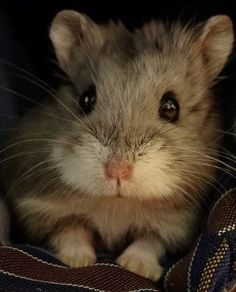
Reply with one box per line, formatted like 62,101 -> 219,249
0,245 -> 159,291
165,188 -> 236,292
0,187 -> 235,291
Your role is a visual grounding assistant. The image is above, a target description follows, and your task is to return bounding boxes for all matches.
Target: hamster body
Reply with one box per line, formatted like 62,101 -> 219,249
3,11 -> 234,281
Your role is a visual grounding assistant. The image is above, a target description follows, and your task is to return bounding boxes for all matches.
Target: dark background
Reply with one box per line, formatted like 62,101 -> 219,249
0,0 -> 235,139
1,0 -> 236,84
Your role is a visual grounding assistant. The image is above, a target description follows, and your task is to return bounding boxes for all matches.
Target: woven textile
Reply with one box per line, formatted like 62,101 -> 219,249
165,188 -> 236,292
0,188 -> 235,292
0,245 -> 159,292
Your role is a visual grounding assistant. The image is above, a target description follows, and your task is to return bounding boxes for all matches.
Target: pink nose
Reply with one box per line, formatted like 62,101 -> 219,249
105,160 -> 133,180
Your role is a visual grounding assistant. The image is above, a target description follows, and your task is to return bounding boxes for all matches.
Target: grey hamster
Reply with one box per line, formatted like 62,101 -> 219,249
3,11 -> 234,281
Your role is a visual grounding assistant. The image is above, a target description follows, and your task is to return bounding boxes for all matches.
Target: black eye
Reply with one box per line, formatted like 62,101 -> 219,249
159,92 -> 180,122
79,86 -> 96,115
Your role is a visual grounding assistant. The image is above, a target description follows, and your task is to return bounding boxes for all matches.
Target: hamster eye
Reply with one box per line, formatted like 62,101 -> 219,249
79,85 -> 96,115
159,92 -> 180,122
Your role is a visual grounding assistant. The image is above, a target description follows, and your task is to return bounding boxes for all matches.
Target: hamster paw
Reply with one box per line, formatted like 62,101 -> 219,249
56,245 -> 96,268
51,226 -> 96,268
116,247 -> 163,281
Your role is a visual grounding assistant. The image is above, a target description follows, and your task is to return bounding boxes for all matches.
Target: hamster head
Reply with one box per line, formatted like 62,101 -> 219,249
49,11 -> 233,201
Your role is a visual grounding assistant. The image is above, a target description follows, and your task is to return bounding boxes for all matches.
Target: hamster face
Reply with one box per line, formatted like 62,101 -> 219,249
52,56 -> 214,199
48,12 -> 233,202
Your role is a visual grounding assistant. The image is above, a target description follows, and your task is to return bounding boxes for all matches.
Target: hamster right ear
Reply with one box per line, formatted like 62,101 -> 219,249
49,10 -> 104,74
193,15 -> 234,80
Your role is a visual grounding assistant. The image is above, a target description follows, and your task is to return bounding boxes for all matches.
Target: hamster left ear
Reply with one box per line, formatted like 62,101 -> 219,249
49,10 -> 104,75
194,15 -> 234,79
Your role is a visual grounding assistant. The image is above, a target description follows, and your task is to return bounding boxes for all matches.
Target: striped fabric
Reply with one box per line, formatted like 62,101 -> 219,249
0,189 -> 235,291
165,188 -> 236,292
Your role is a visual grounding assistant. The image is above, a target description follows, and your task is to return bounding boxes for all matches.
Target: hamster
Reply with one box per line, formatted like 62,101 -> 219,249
2,11 -> 234,281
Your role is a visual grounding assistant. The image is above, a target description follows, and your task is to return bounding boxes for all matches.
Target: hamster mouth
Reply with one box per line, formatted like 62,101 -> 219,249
116,192 -> 123,198
113,179 -> 125,198
115,180 -> 122,197
116,179 -> 121,187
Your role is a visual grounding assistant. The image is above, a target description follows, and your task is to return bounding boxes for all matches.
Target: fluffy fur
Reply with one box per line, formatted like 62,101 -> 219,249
3,11 -> 234,281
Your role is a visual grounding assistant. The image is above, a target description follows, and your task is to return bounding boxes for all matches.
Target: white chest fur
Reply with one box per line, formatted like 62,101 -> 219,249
17,195 -> 196,250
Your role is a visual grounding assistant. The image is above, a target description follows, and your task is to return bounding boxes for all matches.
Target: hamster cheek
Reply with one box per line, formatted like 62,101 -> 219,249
133,149 -> 180,199
51,136 -> 113,196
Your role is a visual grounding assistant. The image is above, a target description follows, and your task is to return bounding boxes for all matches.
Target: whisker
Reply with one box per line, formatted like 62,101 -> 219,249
172,183 -> 202,208
0,84 -> 48,110
0,138 -> 76,156
203,124 -> 236,137
164,145 -> 235,168
167,147 -> 236,166
181,148 -> 236,172
0,64 -> 97,137
11,162 -> 59,191
0,58 -> 55,89
177,168 -> 226,194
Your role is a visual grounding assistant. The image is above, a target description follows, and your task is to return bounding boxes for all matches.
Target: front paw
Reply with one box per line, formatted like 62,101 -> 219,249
51,227 -> 96,268
56,245 -> 96,268
116,247 -> 163,281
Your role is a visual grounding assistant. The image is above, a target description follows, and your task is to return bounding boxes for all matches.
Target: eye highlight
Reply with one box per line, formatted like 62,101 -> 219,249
159,92 -> 180,122
79,85 -> 96,115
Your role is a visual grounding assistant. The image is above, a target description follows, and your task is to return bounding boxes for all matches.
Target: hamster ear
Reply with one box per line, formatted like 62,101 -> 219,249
49,10 -> 104,73
194,15 -> 234,79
